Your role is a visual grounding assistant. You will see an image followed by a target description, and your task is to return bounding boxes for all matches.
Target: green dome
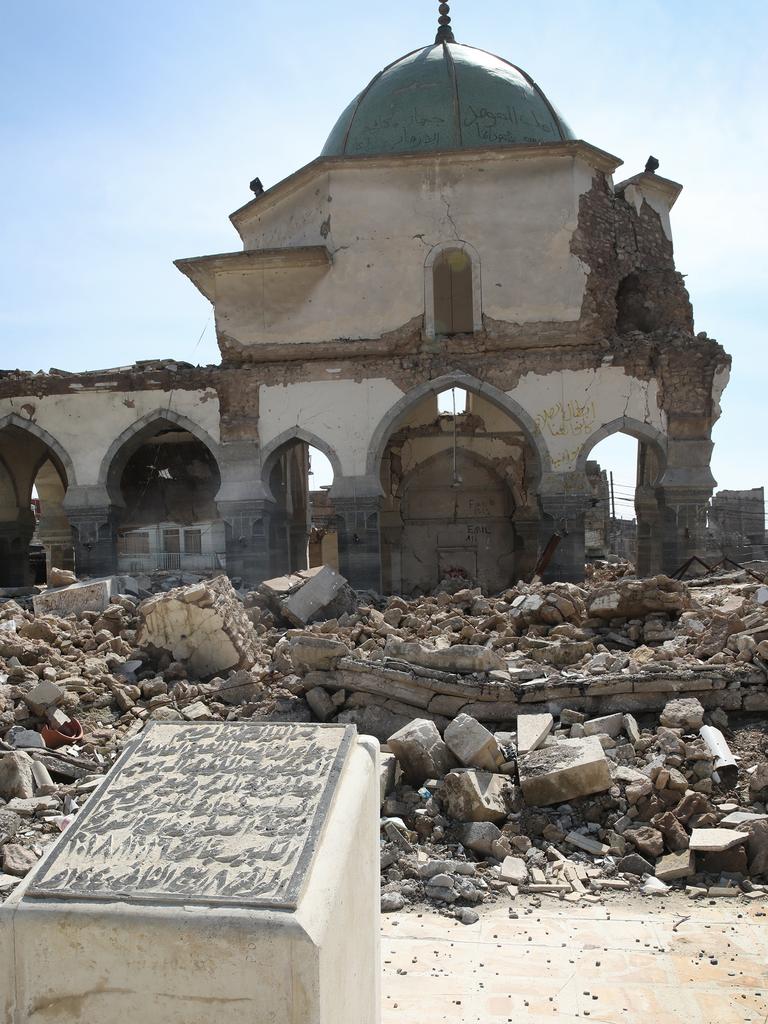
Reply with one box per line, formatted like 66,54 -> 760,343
321,42 -> 575,158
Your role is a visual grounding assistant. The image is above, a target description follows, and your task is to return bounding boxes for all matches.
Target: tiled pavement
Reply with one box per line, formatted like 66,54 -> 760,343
382,896 -> 768,1023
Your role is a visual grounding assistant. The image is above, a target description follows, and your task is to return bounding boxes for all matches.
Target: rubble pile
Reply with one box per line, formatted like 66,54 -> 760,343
0,563 -> 767,911
376,698 -> 768,921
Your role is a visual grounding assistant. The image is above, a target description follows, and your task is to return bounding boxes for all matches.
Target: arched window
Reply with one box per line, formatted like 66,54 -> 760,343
433,248 -> 474,335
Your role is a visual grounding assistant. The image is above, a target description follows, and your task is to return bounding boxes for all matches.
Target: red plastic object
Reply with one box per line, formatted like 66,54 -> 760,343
41,717 -> 84,749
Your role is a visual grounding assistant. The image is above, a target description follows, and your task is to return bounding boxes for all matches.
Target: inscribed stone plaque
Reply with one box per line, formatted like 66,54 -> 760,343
27,722 -> 355,910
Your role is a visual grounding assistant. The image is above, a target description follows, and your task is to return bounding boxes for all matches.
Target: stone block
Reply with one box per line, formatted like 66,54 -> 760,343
385,639 -> 505,674
289,636 -> 350,673
516,713 -> 553,754
1,722 -> 380,1024
441,770 -> 513,823
306,686 -> 336,723
22,680 -> 64,717
0,752 -> 34,801
499,856 -> 529,885
283,566 -> 352,626
444,714 -> 504,771
689,828 -> 749,852
388,719 -> 454,786
659,697 -> 705,731
32,576 -> 134,617
518,737 -> 611,807
655,850 -> 695,881
137,576 -> 258,678
582,713 -> 624,738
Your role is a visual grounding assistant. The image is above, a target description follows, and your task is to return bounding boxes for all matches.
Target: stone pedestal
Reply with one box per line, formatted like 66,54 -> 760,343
1,722 -> 381,1024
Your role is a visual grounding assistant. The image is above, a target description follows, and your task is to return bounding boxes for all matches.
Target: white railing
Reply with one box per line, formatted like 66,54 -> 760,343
117,552 -> 224,574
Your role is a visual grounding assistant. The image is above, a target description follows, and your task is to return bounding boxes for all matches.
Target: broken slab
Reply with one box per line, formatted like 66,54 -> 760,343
388,719 -> 454,786
655,850 -> 695,882
444,714 -> 504,771
32,576 -> 136,617
136,576 -> 258,678
0,752 -> 35,802
518,736 -> 611,807
689,828 -> 750,853
441,770 -> 512,822
385,639 -> 505,674
283,566 -> 355,626
289,636 -> 350,673
1,722 -> 380,1024
516,713 -> 553,754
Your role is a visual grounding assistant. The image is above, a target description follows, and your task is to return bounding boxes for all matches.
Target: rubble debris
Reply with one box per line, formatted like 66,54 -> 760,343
2,563 -> 768,921
136,575 -> 258,678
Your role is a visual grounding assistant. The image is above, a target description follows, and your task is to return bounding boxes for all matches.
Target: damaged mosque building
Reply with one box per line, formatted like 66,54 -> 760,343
0,6 -> 734,595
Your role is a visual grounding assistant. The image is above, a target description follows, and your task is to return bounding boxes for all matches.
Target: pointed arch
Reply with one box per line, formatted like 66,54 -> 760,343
260,426 -> 342,500
365,371 -> 551,484
575,416 -> 667,482
98,408 -> 221,504
0,413 -> 76,490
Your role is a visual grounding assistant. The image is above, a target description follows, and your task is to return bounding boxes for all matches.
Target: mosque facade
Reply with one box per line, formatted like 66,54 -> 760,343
0,7 -> 730,592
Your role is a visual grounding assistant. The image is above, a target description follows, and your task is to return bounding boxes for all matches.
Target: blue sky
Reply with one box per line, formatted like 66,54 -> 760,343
1,1 -> 765,509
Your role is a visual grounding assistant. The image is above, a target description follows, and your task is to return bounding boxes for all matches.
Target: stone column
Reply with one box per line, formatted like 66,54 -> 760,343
634,485 -> 663,576
657,439 -> 717,573
0,511 -> 36,587
537,475 -> 593,583
331,477 -> 384,593
65,507 -> 119,578
217,498 -> 277,585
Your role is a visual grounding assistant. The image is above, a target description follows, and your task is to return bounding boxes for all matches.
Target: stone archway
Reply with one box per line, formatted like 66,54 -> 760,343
373,375 -> 545,593
398,448 -> 517,594
0,416 -> 76,585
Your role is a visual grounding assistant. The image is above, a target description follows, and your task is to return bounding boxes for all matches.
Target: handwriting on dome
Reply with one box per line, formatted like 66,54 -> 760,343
28,722 -> 355,910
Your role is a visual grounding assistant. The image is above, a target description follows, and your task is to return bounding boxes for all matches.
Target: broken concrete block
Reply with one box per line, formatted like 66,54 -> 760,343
305,687 -> 335,723
518,737 -> 611,807
659,697 -> 705,731
444,714 -> 504,771
22,680 -> 64,717
655,850 -> 695,881
1,843 -> 38,877
582,713 -> 624,739
689,828 -> 749,853
617,852 -> 655,876
738,820 -> 768,876
137,576 -> 258,678
379,753 -> 397,806
586,575 -> 688,620
624,826 -> 664,859
388,719 -> 454,786
0,810 -> 21,845
442,770 -> 512,822
210,669 -> 264,705
33,575 -> 135,617
516,713 -> 553,754
0,751 -> 35,801
458,822 -> 510,858
565,832 -> 609,856
47,567 -> 77,588
283,566 -> 354,626
499,856 -> 529,885
385,639 -> 505,674
289,636 -> 350,673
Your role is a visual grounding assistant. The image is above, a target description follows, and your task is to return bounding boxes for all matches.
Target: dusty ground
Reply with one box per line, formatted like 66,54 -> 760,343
381,892 -> 768,1023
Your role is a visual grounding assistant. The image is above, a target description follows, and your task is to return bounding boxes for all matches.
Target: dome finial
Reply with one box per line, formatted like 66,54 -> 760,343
435,2 -> 456,44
